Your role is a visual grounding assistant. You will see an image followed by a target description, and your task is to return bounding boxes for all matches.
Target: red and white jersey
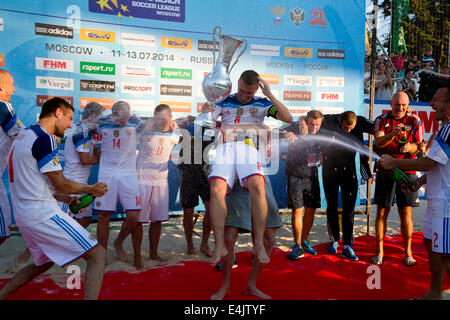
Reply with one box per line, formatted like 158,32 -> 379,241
97,114 -> 143,177
374,111 -> 424,173
8,125 -> 63,227
212,94 -> 275,126
63,122 -> 95,183
0,100 -> 24,173
137,130 -> 180,183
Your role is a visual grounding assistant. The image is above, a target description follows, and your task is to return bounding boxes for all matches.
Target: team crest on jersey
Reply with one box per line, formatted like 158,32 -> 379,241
96,201 -> 101,207
249,107 -> 258,117
52,156 -> 59,166
89,233 -> 96,241
17,118 -> 24,128
83,142 -> 89,149
114,130 -> 120,137
126,128 -> 133,136
236,107 -> 244,116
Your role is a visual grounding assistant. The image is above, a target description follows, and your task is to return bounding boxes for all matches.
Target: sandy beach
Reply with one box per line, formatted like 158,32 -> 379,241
0,201 -> 427,278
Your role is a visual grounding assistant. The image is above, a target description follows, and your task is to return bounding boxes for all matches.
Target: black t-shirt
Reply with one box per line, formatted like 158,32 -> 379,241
282,122 -> 321,179
319,114 -> 373,172
177,131 -> 211,169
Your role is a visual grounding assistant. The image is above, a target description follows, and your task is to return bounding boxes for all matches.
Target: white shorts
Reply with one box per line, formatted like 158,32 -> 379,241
0,180 -> 11,238
138,181 -> 169,223
94,175 -> 141,212
19,212 -> 99,267
423,207 -> 432,240
58,199 -> 93,219
431,200 -> 450,254
208,141 -> 265,192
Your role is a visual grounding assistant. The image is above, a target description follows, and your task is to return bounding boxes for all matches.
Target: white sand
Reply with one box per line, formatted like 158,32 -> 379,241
0,201 -> 427,278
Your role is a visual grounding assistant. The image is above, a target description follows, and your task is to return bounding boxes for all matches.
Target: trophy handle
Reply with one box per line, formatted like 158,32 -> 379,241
229,39 -> 247,73
212,26 -> 222,66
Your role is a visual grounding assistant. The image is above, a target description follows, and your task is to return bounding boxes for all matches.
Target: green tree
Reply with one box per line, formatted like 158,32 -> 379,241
377,0 -> 449,70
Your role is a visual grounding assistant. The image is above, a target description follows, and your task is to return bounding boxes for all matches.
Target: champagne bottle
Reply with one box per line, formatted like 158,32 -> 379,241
417,139 -> 427,158
69,194 -> 96,214
391,168 -> 415,191
398,127 -> 408,152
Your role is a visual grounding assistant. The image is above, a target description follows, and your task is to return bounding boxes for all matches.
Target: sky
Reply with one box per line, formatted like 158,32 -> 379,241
366,0 -> 391,43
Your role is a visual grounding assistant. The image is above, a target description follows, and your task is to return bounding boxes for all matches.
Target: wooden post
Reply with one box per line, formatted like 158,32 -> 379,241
366,2 -> 379,235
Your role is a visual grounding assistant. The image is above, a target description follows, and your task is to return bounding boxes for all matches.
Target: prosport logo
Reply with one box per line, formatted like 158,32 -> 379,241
35,23 -> 73,39
121,82 -> 154,95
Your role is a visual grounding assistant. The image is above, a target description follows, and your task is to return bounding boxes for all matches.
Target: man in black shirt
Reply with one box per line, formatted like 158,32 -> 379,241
280,110 -> 323,259
177,117 -> 213,256
298,111 -> 374,261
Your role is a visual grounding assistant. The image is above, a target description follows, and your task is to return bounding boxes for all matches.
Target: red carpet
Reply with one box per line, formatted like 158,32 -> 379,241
1,232 -> 449,300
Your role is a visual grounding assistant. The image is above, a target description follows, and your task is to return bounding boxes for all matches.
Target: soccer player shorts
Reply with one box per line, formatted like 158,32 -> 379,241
208,141 -> 265,192
94,175 -> 142,212
138,180 -> 169,223
0,181 -> 11,238
19,211 -> 99,267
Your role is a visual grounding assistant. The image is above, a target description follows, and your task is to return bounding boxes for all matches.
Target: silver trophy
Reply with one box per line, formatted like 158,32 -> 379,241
193,26 -> 247,141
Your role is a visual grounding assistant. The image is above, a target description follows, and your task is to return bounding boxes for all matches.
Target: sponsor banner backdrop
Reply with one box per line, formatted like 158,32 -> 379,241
1,0 -> 365,123
1,0 -> 365,212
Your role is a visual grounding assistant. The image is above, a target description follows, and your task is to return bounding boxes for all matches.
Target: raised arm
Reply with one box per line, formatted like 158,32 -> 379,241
258,77 -> 293,123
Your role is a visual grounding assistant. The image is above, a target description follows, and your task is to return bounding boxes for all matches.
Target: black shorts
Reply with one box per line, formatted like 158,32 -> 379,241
286,174 -> 321,209
179,165 -> 210,208
374,172 -> 420,207
225,176 -> 283,233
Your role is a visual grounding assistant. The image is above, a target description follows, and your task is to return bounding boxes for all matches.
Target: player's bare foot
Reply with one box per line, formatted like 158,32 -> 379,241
417,290 -> 443,300
200,244 -> 213,257
245,286 -> 271,300
186,243 -> 195,255
254,244 -> 270,264
210,286 -> 229,300
133,257 -> 143,270
149,253 -> 168,262
113,239 -> 128,262
210,245 -> 227,265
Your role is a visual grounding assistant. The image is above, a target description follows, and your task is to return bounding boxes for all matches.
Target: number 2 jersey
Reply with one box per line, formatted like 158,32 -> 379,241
97,114 -> 143,178
136,130 -> 180,184
8,125 -> 63,227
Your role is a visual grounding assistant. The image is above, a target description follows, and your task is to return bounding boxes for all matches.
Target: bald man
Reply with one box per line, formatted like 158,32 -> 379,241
0,70 -> 24,246
372,91 -> 424,266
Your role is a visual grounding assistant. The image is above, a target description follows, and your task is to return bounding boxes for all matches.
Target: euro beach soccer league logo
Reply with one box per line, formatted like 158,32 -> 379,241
289,7 -> 305,27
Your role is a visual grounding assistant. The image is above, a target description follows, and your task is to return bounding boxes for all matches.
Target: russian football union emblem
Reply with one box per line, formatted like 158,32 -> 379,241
289,7 -> 305,27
